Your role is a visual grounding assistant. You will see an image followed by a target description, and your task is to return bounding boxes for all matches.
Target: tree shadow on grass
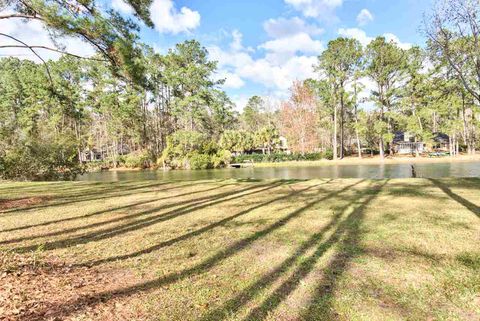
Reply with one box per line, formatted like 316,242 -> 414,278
76,181 -> 330,268
29,180 -> 365,320
9,182 -> 285,253
300,180 -> 388,321
429,179 -> 479,218
0,181 -> 202,215
197,180 -> 373,321
249,180 -> 387,321
0,182 -> 236,242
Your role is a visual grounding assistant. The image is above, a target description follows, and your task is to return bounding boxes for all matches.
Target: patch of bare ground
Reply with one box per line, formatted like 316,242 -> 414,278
0,197 -> 51,211
0,252 -> 142,320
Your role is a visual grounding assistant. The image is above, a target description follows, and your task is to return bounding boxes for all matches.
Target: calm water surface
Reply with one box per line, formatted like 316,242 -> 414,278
78,161 -> 480,181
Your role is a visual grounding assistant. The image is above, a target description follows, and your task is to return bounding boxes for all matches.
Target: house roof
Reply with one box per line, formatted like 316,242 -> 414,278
394,131 -> 450,144
393,131 -> 405,143
433,132 -> 449,144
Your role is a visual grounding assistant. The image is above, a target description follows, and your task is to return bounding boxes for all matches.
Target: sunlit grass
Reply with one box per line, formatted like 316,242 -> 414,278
0,178 -> 479,320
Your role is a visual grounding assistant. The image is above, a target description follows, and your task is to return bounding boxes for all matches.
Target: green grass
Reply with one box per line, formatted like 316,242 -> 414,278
0,178 -> 479,320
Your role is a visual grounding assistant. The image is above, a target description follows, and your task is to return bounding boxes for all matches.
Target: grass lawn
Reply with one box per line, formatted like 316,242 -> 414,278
0,178 -> 479,320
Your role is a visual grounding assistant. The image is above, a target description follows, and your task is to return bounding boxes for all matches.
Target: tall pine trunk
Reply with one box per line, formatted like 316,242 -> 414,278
379,138 -> 385,159
333,104 -> 338,160
353,87 -> 362,159
340,93 -> 345,159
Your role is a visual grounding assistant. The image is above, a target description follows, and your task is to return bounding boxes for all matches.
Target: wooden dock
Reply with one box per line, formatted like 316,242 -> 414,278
229,162 -> 254,168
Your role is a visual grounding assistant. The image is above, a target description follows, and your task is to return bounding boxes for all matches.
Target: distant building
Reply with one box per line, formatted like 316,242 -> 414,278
393,131 -> 450,155
278,136 -> 289,153
432,132 -> 450,151
393,131 -> 425,154
82,144 -> 131,162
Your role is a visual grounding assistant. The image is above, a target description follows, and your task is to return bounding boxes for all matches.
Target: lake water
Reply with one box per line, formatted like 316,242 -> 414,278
78,161 -> 480,181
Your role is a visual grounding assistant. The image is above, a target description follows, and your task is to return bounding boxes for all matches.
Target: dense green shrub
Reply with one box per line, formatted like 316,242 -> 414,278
304,152 -> 323,161
189,153 -> 212,170
124,150 -> 151,168
212,150 -> 232,168
219,130 -> 254,153
323,149 -> 334,160
233,153 -> 265,163
160,130 -> 218,169
232,151 -> 333,164
159,131 -> 233,170
162,130 -> 210,159
0,138 -> 84,181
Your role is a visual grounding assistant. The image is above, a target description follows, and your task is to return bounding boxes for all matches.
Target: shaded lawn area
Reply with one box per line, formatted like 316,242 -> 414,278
0,178 -> 479,321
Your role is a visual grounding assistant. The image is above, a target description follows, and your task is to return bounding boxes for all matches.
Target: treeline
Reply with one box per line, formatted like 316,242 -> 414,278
0,0 -> 479,180
0,40 -> 302,179
281,36 -> 480,161
269,0 -> 480,161
0,40 -> 241,179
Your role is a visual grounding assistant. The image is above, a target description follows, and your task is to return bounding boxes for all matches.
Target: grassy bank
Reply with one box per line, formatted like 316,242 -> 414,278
253,154 -> 480,168
0,178 -> 479,320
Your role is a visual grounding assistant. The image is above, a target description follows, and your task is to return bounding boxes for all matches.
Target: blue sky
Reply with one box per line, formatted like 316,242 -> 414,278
131,0 -> 433,109
0,0 -> 434,109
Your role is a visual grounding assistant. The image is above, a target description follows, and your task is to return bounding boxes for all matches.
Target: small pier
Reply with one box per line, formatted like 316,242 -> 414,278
229,162 -> 254,168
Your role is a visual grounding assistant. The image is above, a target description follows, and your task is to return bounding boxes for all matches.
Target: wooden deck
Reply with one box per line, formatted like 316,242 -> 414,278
229,162 -> 254,168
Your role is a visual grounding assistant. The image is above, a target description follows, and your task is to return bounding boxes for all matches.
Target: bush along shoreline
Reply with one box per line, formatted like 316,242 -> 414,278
232,151 -> 334,164
84,150 -> 335,173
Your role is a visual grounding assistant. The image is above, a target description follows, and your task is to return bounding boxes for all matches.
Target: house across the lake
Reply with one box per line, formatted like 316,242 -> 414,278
393,132 -> 450,155
432,132 -> 450,151
81,144 -> 131,162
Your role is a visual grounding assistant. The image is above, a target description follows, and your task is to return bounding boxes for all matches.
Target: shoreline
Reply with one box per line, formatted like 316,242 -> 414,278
87,155 -> 480,173
253,154 -> 480,168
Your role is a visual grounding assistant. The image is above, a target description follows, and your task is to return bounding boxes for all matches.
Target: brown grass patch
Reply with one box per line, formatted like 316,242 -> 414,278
0,197 -> 51,211
0,252 -> 142,320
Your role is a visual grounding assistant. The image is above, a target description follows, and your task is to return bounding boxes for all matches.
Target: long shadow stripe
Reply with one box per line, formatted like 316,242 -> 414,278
32,180 -> 364,320
198,181 -> 370,321
78,182 -> 329,268
244,180 -> 387,321
300,180 -> 388,320
0,181 -> 178,215
11,182 -> 283,253
429,179 -> 480,218
0,183 -> 235,243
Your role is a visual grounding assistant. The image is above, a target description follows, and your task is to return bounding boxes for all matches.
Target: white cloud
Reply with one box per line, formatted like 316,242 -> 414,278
338,28 -> 373,46
209,46 -> 254,70
356,9 -> 374,26
111,0 -> 134,14
207,31 -> 254,69
208,29 -> 319,95
261,17 -> 324,65
260,33 -> 323,54
0,13 -> 94,62
150,0 -> 200,34
229,29 -> 255,52
260,32 -> 323,65
383,33 -> 412,50
208,31 -> 252,90
338,28 -> 411,50
216,70 -> 245,89
231,94 -> 250,111
284,0 -> 343,21
263,17 -> 323,38
234,55 -> 317,91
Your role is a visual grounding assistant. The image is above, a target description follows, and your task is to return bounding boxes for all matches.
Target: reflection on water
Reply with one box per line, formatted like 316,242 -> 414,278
78,161 -> 480,182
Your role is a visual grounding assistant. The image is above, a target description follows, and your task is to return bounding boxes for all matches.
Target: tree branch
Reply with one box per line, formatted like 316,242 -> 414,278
0,44 -> 107,61
0,33 -> 53,85
0,13 -> 43,20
